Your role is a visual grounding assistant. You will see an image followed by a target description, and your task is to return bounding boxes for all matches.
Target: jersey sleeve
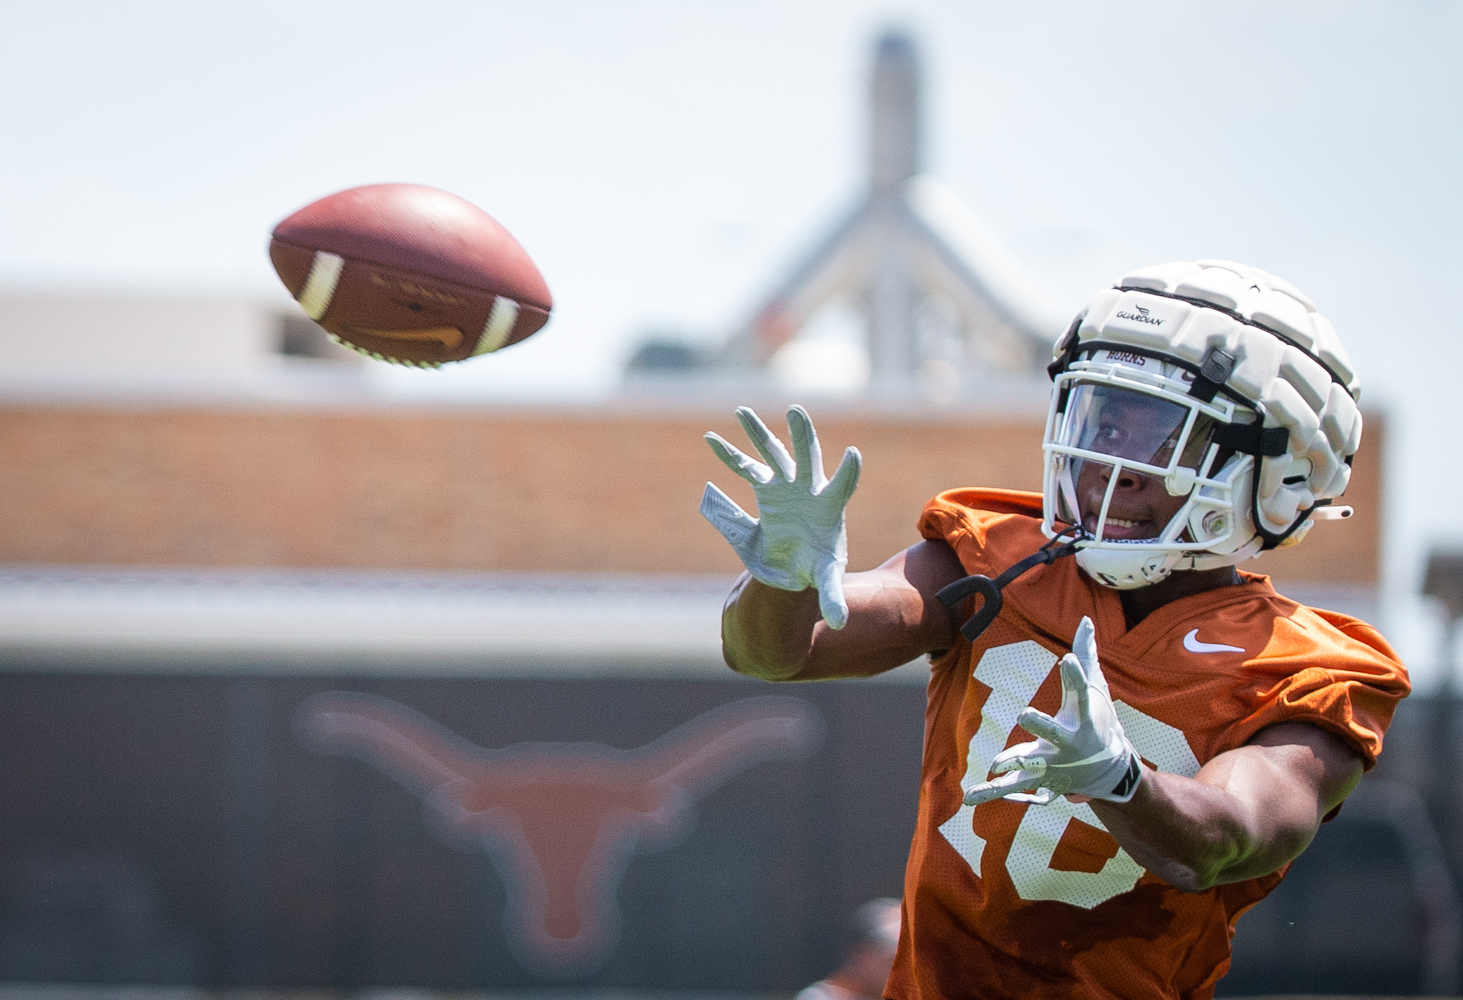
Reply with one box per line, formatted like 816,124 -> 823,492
1223,609 -> 1410,769
917,488 -> 1046,578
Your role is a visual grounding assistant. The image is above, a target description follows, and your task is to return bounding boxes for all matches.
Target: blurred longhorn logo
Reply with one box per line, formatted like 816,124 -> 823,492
294,692 -> 824,979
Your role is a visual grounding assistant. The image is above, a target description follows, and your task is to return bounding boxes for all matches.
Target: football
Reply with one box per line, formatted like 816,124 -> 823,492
269,184 -> 552,367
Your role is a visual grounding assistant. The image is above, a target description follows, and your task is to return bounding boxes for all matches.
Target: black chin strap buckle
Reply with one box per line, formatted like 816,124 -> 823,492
936,575 -> 1006,643
936,527 -> 1088,643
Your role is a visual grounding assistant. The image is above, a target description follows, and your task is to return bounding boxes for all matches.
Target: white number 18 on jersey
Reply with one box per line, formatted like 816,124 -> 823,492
940,641 -> 1201,909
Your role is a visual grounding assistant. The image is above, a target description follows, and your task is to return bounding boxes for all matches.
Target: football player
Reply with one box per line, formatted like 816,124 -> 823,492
700,261 -> 1409,1000
796,898 -> 902,1000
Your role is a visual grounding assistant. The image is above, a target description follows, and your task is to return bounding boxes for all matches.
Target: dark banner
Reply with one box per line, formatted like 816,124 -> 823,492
0,672 -> 925,990
0,670 -> 1453,995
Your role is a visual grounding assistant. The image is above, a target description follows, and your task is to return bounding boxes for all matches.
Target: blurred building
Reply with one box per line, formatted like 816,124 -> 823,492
0,292 -> 944,989
0,289 -> 1390,996
627,31 -> 1063,404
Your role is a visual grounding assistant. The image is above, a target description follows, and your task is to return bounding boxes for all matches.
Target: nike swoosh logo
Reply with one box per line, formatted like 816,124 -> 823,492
1183,629 -> 1245,654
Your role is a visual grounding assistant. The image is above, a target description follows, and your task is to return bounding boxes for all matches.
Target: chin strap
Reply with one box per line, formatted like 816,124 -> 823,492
936,526 -> 1090,642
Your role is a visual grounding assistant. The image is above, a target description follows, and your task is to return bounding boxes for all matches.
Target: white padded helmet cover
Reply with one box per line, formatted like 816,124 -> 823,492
1053,259 -> 1361,551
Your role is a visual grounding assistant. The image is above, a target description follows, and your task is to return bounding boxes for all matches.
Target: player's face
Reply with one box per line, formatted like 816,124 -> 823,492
1069,389 -> 1211,541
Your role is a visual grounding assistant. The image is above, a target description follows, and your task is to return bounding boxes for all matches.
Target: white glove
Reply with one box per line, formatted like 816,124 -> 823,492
964,617 -> 1142,806
700,405 -> 861,629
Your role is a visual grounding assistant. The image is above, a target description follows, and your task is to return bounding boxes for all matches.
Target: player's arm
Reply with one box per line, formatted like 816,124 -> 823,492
962,618 -> 1365,892
1087,722 -> 1364,893
721,540 -> 964,681
700,405 -> 963,681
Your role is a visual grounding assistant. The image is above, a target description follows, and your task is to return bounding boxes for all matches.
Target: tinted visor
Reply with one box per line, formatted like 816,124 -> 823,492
1052,383 -> 1221,530
1059,384 -> 1216,468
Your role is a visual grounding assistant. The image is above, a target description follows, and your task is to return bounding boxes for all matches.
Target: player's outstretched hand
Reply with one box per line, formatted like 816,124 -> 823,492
964,617 -> 1142,806
700,405 -> 862,629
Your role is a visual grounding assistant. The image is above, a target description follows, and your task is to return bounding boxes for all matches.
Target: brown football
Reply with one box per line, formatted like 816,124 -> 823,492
269,184 -> 552,367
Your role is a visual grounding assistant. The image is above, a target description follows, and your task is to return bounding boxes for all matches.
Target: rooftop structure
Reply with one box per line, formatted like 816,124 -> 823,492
629,31 -> 1065,402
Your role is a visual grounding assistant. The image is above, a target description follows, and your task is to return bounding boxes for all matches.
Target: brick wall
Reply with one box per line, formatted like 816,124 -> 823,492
0,404 -> 1380,583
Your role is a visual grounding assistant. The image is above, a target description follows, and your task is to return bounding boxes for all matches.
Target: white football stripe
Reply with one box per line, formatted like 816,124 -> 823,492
297,251 -> 345,320
473,297 -> 521,355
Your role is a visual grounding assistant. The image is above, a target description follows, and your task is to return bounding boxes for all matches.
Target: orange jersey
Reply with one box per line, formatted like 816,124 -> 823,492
886,489 -> 1409,1000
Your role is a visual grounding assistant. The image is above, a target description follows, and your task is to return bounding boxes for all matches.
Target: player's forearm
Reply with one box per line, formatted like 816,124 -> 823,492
721,549 -> 956,681
1089,737 -> 1346,892
1087,769 -> 1281,893
720,573 -> 824,680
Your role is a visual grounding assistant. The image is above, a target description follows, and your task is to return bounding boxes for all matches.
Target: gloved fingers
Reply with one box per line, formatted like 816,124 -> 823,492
1017,706 -> 1074,749
705,432 -> 773,485
699,483 -> 758,546
1004,787 -> 1057,806
814,558 -> 849,630
1072,616 -> 1098,673
964,767 -> 1047,807
823,446 -> 862,506
736,406 -> 796,482
991,739 -> 1045,774
786,405 -> 826,490
1058,654 -> 1093,722
1072,615 -> 1114,699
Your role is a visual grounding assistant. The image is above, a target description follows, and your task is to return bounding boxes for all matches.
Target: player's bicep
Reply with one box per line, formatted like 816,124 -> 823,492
805,539 -> 964,678
1242,721 -> 1366,818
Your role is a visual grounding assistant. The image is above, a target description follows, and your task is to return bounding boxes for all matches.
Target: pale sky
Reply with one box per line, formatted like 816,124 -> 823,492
1,1 -> 1460,678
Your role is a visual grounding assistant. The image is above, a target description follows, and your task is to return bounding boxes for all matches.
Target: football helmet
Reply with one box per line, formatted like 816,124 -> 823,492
1043,260 -> 1362,589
